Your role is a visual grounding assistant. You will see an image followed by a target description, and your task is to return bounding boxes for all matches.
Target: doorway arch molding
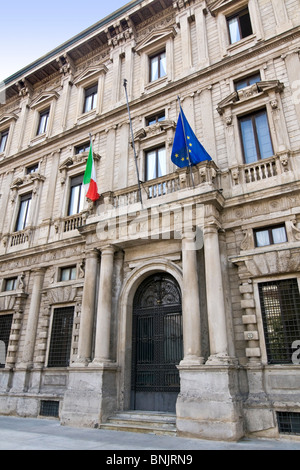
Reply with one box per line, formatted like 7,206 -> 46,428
117,258 -> 183,410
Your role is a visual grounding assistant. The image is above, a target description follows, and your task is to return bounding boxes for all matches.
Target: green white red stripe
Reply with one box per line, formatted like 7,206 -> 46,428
83,144 -> 100,201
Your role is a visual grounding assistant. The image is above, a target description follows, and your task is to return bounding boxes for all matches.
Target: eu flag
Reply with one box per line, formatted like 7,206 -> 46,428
171,106 -> 212,168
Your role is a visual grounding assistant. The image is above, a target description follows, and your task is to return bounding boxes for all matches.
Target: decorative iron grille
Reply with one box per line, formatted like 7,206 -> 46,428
277,411 -> 300,435
0,314 -> 13,368
258,279 -> 300,364
131,274 -> 183,394
40,400 -> 59,418
48,307 -> 74,367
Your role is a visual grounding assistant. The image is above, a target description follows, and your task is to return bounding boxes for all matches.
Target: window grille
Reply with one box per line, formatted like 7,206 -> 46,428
48,307 -> 74,367
258,279 -> 300,364
277,412 -> 300,435
0,314 -> 13,368
40,400 -> 59,418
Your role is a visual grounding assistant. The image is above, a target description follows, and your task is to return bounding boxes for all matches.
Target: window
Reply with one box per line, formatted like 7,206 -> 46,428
254,224 -> 287,247
239,109 -> 273,163
277,412 -> 300,435
235,72 -> 261,91
0,129 -> 8,153
37,109 -> 49,135
83,84 -> 98,113
227,8 -> 253,44
258,279 -> 300,364
68,175 -> 84,216
40,400 -> 59,418
0,314 -> 13,368
145,147 -> 167,181
150,51 -> 166,82
4,278 -> 17,291
75,142 -> 90,154
146,112 -> 165,126
60,266 -> 76,282
48,307 -> 74,367
26,164 -> 39,174
15,193 -> 32,231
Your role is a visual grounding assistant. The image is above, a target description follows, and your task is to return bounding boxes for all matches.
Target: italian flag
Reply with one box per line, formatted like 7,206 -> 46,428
83,144 -> 100,201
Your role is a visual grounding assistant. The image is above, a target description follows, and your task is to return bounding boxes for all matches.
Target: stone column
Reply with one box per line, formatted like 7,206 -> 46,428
204,222 -> 229,363
181,230 -> 204,364
194,2 -> 209,68
73,249 -> 99,366
20,268 -> 45,367
177,10 -> 192,75
92,245 -> 115,364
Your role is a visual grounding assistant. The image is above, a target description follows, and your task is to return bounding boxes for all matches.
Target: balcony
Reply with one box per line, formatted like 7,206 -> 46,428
111,160 -> 219,209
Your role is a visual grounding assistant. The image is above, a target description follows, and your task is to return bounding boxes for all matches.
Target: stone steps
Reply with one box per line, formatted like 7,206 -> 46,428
100,411 -> 177,436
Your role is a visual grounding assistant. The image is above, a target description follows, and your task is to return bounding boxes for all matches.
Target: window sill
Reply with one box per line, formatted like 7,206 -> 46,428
76,108 -> 97,125
144,75 -> 168,93
30,133 -> 47,146
226,34 -> 257,54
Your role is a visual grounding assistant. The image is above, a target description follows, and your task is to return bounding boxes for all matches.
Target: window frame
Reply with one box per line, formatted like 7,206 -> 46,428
83,84 -> 98,114
36,108 -> 50,136
3,277 -> 18,292
258,278 -> 300,364
68,174 -> 84,216
0,128 -> 9,153
15,193 -> 32,232
234,72 -> 261,91
254,224 -> 287,247
149,50 -> 167,83
145,146 -> 167,182
75,142 -> 90,154
238,108 -> 274,164
227,7 -> 253,44
0,314 -> 13,368
60,266 -> 77,282
146,112 -> 166,127
26,163 -> 39,174
47,306 -> 74,368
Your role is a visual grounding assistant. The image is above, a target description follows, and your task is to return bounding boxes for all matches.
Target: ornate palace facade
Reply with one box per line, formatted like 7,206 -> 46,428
0,0 -> 300,440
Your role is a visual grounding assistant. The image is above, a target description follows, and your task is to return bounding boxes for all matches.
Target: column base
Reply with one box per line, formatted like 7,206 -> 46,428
60,366 -> 118,428
179,355 -> 205,366
206,353 -> 239,366
176,364 -> 244,441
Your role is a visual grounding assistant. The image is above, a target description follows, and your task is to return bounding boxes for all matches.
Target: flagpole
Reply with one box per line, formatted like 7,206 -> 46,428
177,96 -> 195,188
123,79 -> 143,208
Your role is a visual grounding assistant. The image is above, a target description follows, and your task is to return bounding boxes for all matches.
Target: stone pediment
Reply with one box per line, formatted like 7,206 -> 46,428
11,172 -> 45,190
217,80 -> 284,114
0,113 -> 18,127
207,0 -> 245,16
133,119 -> 176,141
74,64 -> 108,86
30,91 -> 59,109
135,28 -> 176,54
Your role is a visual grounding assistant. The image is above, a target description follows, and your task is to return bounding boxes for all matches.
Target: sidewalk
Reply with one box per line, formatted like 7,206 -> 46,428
0,416 -> 300,450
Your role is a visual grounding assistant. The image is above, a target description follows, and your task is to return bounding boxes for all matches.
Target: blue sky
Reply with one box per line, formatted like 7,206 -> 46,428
0,0 -> 130,82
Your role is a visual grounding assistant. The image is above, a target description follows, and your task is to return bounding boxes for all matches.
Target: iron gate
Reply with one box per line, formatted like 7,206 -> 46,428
131,273 -> 183,411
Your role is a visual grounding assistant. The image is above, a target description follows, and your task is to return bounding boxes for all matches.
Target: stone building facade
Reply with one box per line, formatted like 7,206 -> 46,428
0,0 -> 300,441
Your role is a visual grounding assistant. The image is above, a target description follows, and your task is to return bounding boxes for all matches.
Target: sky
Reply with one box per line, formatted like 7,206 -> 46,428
0,0 -> 131,82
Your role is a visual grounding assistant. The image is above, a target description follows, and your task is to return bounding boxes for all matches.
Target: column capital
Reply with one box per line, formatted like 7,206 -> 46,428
30,267 -> 47,275
85,247 -> 99,259
100,244 -> 116,255
203,220 -> 221,234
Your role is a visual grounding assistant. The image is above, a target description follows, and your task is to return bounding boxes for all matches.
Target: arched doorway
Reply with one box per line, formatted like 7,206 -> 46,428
131,273 -> 183,412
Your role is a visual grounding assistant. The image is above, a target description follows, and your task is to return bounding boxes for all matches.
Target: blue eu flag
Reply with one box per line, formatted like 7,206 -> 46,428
171,106 -> 212,168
